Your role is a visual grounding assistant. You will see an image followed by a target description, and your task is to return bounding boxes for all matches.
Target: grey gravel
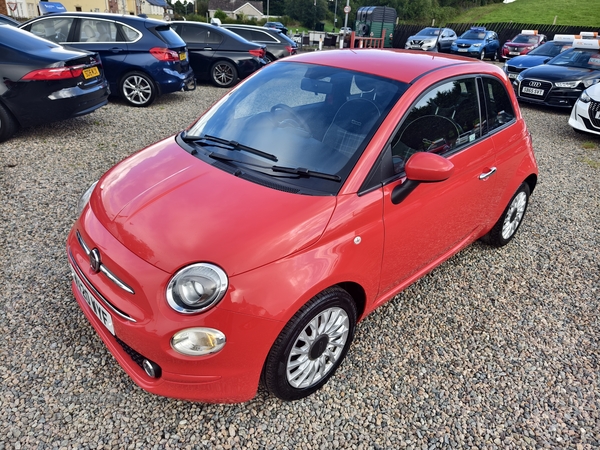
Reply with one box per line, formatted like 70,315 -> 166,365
1,82 -> 599,449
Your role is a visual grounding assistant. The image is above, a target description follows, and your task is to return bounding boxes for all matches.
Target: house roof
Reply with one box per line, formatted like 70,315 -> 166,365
208,0 -> 263,14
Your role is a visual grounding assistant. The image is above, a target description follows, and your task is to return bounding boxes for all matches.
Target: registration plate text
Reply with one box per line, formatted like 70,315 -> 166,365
522,87 -> 544,96
458,48 -> 468,52
179,52 -> 187,61
83,67 -> 100,79
71,266 -> 115,335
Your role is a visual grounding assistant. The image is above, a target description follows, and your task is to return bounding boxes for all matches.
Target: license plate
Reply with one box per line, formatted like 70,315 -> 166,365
509,51 -> 520,55
82,67 -> 100,79
411,45 -> 421,49
71,266 -> 115,335
508,72 -> 518,79
522,87 -> 544,96
458,48 -> 468,52
179,52 -> 187,61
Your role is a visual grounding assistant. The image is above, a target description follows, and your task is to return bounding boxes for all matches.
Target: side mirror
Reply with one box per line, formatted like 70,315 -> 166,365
391,152 -> 454,205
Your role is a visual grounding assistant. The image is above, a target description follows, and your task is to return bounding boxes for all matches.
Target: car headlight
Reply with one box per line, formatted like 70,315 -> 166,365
166,263 -> 228,314
171,327 -> 226,356
472,43 -> 481,47
583,79 -> 599,88
77,180 -> 98,216
516,73 -> 524,83
554,81 -> 579,88
579,90 -> 592,103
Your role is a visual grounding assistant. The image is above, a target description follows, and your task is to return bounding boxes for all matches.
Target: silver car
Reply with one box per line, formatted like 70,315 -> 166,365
405,27 -> 457,52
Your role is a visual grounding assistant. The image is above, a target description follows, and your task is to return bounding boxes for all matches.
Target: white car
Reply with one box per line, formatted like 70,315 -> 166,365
569,82 -> 600,136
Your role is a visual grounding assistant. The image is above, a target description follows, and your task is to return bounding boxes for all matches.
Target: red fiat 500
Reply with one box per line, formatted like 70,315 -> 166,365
67,49 -> 538,403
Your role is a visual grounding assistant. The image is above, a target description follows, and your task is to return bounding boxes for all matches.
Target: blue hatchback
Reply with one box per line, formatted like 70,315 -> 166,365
20,13 -> 195,107
451,26 -> 500,60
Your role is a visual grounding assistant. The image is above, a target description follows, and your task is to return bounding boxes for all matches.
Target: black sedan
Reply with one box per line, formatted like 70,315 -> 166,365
515,39 -> 600,108
171,21 -> 266,88
222,24 -> 297,63
0,25 -> 109,142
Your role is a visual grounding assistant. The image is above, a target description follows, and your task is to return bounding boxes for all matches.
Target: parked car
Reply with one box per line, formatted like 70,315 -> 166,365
265,21 -> 288,35
501,30 -> 546,60
504,35 -> 575,81
19,13 -> 195,107
569,82 -> 600,135
450,26 -> 500,60
68,49 -> 538,403
515,38 -> 600,108
404,27 -> 457,52
170,21 -> 266,88
222,24 -> 296,63
0,13 -> 20,26
0,25 -> 108,142
339,26 -> 352,35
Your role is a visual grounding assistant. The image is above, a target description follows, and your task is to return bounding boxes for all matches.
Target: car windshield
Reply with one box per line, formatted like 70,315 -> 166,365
417,28 -> 439,37
528,41 -> 570,57
512,35 -> 539,44
548,48 -> 600,69
461,30 -> 486,40
185,62 -> 407,194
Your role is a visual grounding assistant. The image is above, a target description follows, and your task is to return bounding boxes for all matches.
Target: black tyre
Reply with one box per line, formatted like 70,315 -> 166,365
263,287 -> 357,401
120,71 -> 156,107
479,49 -> 486,60
210,60 -> 238,88
491,49 -> 498,61
265,53 -> 276,63
482,182 -> 530,247
0,102 -> 18,143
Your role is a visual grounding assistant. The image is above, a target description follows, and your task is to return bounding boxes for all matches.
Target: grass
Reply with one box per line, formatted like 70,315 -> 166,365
453,0 -> 599,26
581,141 -> 597,150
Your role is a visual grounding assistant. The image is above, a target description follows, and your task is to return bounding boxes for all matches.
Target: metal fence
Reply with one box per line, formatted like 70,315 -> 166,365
392,23 -> 599,49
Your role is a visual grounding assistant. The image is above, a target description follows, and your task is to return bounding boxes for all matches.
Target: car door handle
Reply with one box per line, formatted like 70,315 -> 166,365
479,167 -> 497,180
110,47 -> 124,53
203,47 -> 213,51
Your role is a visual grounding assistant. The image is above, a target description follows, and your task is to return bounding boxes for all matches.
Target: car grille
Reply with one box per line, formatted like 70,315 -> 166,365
409,39 -> 423,45
456,43 -> 470,48
519,79 -> 552,100
115,336 -> 161,378
589,101 -> 600,128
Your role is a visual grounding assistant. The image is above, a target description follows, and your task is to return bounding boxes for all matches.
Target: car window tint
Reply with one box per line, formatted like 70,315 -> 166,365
390,78 -> 480,174
155,25 -> 185,46
29,18 -> 74,43
232,28 -> 252,40
252,30 -> 276,42
481,77 -> 515,133
120,24 -> 140,42
79,19 -> 117,42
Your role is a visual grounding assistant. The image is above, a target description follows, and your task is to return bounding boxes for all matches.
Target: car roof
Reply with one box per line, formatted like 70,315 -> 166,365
288,49 -> 495,83
22,12 -> 165,26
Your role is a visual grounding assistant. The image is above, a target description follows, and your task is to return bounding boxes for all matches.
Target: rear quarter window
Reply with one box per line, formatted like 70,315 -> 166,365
155,25 -> 186,47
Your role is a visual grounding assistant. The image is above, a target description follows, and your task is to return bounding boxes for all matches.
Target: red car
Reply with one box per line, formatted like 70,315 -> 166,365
67,49 -> 538,403
501,30 -> 547,59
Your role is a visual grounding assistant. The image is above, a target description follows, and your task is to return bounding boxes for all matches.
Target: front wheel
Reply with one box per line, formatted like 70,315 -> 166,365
263,287 -> 357,401
120,71 -> 156,107
479,49 -> 486,60
210,60 -> 238,88
482,182 -> 530,247
0,102 -> 18,143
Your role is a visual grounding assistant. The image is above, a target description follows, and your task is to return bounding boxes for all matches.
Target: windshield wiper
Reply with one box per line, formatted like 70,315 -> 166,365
181,131 -> 278,162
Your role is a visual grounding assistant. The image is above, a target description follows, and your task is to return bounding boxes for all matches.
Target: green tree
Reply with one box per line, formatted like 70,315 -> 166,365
284,0 -> 328,28
214,9 -> 228,20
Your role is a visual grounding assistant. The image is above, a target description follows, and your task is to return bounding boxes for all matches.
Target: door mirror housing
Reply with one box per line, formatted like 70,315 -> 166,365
391,153 -> 454,205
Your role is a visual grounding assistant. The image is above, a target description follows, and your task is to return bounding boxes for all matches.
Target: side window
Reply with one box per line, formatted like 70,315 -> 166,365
180,25 -> 207,43
29,18 -> 74,43
79,20 -> 117,43
234,28 -> 253,40
390,78 -> 481,173
481,77 -> 515,133
252,30 -> 277,42
206,30 -> 224,45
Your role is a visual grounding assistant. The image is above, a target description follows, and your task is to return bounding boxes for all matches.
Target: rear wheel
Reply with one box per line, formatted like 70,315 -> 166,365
482,183 -> 530,247
120,71 -> 156,107
210,60 -> 238,88
263,287 -> 357,401
265,53 -> 276,63
0,102 -> 18,143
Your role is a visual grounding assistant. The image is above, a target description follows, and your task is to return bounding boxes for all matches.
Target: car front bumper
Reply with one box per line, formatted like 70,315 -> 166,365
569,98 -> 600,136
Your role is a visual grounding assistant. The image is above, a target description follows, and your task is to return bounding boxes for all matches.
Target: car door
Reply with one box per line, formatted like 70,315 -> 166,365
376,76 -> 500,296
173,23 -> 217,80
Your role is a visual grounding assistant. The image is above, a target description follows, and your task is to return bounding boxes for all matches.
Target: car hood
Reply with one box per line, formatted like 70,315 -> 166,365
91,137 -> 337,275
520,65 -> 599,82
455,38 -> 483,45
507,55 -> 550,69
505,42 -> 534,48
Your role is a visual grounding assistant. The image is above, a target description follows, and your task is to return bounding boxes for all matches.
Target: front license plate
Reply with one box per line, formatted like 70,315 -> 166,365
179,52 -> 187,61
82,67 -> 100,79
508,72 -> 518,79
458,48 -> 468,52
71,266 -> 115,335
522,87 -> 544,96
509,51 -> 520,55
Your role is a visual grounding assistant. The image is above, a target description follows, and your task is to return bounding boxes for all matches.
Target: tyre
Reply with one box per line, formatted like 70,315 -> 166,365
479,49 -> 486,60
482,182 -> 530,247
491,49 -> 498,61
210,60 -> 238,88
0,102 -> 18,143
120,71 -> 156,107
265,53 -> 275,63
263,287 -> 357,401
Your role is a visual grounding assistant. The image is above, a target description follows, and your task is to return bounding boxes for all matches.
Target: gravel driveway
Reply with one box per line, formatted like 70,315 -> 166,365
1,83 -> 598,449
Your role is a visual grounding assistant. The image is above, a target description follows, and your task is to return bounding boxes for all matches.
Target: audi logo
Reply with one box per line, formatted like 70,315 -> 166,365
528,81 -> 542,88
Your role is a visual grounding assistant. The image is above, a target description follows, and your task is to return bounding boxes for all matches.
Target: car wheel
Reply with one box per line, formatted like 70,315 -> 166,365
210,60 -> 238,88
120,71 -> 156,107
0,102 -> 18,143
265,53 -> 275,63
491,49 -> 498,61
263,286 -> 357,401
482,182 -> 530,247
479,49 -> 486,60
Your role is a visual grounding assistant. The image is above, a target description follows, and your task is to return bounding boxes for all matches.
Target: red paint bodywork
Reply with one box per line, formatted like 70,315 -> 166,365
67,49 -> 538,403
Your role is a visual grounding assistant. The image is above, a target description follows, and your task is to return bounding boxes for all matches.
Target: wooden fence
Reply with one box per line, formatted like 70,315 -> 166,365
392,23 -> 599,49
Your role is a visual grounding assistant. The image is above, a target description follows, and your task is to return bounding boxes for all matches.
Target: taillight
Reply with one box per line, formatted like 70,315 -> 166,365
285,45 -> 293,54
249,48 -> 265,59
21,65 -> 84,81
150,47 -> 180,62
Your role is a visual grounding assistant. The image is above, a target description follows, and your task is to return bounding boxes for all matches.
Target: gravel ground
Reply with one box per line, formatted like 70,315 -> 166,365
1,83 -> 599,449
